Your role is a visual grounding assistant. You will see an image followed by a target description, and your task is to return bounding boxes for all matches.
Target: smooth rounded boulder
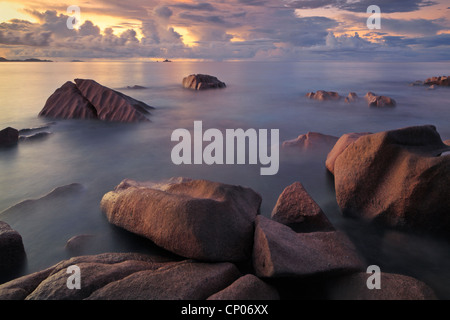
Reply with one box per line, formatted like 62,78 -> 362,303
334,125 -> 450,235
100,178 -> 262,262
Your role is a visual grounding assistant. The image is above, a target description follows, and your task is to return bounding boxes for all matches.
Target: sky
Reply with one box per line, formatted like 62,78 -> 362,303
0,0 -> 449,61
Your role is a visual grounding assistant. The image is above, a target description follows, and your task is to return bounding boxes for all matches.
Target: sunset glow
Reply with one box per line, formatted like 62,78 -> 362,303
0,0 -> 449,61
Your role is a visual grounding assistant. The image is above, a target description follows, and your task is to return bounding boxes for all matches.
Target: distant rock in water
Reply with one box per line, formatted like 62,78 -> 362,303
424,76 -> 449,87
344,92 -> 358,103
39,79 -> 154,122
365,92 -> 396,107
182,74 -> 226,90
126,85 -> 147,90
0,127 -> 19,148
306,90 -> 341,101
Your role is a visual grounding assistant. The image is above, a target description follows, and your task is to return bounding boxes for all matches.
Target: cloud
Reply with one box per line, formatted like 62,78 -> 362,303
0,0 -> 449,61
287,0 -> 438,13
171,3 -> 217,11
154,6 -> 173,19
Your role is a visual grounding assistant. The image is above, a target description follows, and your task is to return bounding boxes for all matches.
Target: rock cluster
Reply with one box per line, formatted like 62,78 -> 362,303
0,176 -> 437,300
306,90 -> 396,107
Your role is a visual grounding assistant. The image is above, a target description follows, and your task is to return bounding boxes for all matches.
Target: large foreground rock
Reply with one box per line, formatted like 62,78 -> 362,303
0,253 -> 241,300
334,125 -> 450,235
271,182 -> 334,232
101,178 -> 262,261
0,127 -> 19,148
326,272 -> 436,300
182,74 -> 226,90
39,79 -> 154,122
0,221 -> 26,273
252,216 -> 365,278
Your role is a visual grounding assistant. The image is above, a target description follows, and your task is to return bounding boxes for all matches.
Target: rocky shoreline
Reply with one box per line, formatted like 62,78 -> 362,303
1,76 -> 449,300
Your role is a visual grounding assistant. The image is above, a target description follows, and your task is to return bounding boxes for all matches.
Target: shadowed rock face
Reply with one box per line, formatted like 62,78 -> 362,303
39,79 -> 154,122
334,125 -> 450,235
101,178 -> 262,262
0,127 -> 19,148
182,74 -> 226,90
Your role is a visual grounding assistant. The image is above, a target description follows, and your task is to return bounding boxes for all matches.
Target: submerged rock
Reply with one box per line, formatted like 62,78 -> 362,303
182,74 -> 226,90
334,125 -> 450,235
365,92 -> 396,107
101,178 -> 261,261
424,76 -> 449,87
344,92 -> 358,103
19,131 -> 51,142
306,90 -> 341,101
0,127 -> 19,148
282,132 -> 338,151
39,79 -> 154,122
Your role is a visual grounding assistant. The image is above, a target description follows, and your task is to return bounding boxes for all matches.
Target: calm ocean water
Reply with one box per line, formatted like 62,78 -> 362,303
1,61 -> 450,297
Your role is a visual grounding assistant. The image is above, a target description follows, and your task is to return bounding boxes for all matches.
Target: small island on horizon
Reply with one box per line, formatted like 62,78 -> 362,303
0,57 -> 53,62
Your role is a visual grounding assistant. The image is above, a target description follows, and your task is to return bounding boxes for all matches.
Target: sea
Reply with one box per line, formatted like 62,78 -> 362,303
1,60 -> 450,298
